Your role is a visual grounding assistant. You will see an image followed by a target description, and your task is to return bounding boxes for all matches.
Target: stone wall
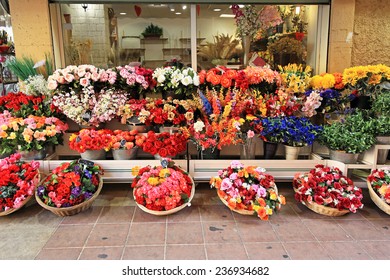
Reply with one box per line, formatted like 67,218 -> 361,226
351,0 -> 390,66
61,4 -> 110,67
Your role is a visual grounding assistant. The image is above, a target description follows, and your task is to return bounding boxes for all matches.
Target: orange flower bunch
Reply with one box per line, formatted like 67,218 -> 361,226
198,66 -> 238,90
109,129 -> 145,150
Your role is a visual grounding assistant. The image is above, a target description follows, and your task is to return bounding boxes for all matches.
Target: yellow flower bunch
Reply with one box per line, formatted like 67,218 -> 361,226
310,73 -> 336,89
342,64 -> 390,88
278,63 -> 312,94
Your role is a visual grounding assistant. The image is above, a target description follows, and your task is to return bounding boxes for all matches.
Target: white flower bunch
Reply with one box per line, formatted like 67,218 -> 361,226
23,75 -> 50,96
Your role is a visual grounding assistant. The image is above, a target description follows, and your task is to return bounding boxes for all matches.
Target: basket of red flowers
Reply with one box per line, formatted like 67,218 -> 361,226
210,160 -> 286,220
0,153 -> 40,216
131,159 -> 194,215
293,164 -> 364,216
367,168 -> 390,215
140,130 -> 187,159
35,159 -> 104,216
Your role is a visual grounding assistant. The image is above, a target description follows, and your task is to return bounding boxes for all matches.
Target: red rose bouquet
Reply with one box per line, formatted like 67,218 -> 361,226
131,160 -> 194,212
210,160 -> 286,220
293,164 -> 364,214
69,128 -> 113,153
367,168 -> 390,204
140,131 -> 187,158
36,160 -> 103,209
0,153 -> 40,214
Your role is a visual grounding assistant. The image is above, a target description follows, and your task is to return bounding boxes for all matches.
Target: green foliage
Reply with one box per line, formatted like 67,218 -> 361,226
5,54 -> 54,81
371,91 -> 390,115
142,23 -> 163,37
319,111 -> 376,154
373,115 -> 390,136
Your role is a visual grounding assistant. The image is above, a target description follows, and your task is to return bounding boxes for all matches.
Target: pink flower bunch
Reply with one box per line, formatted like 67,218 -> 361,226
302,90 -> 323,117
115,65 -> 155,94
259,5 -> 283,31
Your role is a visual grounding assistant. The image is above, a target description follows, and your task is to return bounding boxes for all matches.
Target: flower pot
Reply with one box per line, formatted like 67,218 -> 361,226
18,148 -> 47,160
127,124 -> 151,133
199,148 -> 220,159
376,136 -> 390,164
329,149 -> 359,164
284,145 -> 301,160
80,149 -> 106,160
241,35 -> 251,66
240,141 -> 256,160
263,141 -> 278,159
112,148 -> 138,160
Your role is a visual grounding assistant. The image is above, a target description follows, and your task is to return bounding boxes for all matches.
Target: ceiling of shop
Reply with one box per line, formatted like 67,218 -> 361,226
111,4 -> 240,19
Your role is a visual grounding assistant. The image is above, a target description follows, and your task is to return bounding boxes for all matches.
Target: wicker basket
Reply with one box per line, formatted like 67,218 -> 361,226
293,187 -> 349,217
367,181 -> 390,215
217,184 -> 279,216
0,173 -> 40,217
35,175 -> 103,217
133,170 -> 195,216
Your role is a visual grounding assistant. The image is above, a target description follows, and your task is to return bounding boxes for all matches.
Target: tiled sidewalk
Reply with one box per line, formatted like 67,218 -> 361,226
1,183 -> 390,260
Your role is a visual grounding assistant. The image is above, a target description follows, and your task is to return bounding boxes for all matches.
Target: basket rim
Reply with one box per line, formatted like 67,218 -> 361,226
35,174 -> 103,214
293,187 -> 350,216
133,166 -> 195,216
0,172 -> 41,217
216,183 -> 279,216
367,180 -> 390,215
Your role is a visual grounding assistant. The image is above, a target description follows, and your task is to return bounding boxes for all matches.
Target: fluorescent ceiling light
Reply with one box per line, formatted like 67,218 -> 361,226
119,12 -> 127,15
175,12 -> 182,15
220,14 -> 235,18
170,8 -> 175,11
213,8 -> 222,12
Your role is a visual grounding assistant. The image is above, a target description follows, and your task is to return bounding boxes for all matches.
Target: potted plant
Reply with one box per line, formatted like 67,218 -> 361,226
293,164 -> 364,216
152,66 -> 200,99
371,92 -> 390,163
141,23 -> 163,39
0,114 -> 68,160
69,128 -> 113,160
109,129 -> 144,160
35,159 -> 103,216
0,153 -> 40,216
318,112 -> 376,163
367,168 -> 390,215
210,160 -> 286,220
131,159 -> 194,215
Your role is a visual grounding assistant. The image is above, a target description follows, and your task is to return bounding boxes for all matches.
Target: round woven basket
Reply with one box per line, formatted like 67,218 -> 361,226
293,187 -> 349,217
0,173 -> 40,217
217,184 -> 279,216
133,169 -> 195,216
35,175 -> 103,217
367,181 -> 390,215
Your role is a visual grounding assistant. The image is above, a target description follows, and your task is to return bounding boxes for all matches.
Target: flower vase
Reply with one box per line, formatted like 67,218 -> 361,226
284,145 -> 301,160
376,136 -> 390,164
18,147 -> 47,160
240,141 -> 256,160
263,141 -> 278,159
241,35 -> 251,66
112,148 -> 138,160
329,150 -> 358,164
80,149 -> 106,160
199,148 -> 220,160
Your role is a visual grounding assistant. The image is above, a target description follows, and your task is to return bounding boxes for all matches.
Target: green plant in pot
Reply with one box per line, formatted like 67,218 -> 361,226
141,23 -> 163,38
318,112 -> 376,164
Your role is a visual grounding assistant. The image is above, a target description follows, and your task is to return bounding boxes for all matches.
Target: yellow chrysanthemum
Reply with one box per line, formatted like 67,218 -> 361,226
147,177 -> 160,186
131,166 -> 140,176
159,168 -> 170,178
321,73 -> 336,89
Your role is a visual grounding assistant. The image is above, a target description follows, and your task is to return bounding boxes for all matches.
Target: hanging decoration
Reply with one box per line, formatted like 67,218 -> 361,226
134,5 -> 142,17
196,4 -> 200,16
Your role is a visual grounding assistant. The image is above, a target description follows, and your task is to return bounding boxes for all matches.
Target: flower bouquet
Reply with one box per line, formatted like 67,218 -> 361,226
0,153 -> 40,216
293,164 -> 364,216
210,160 -> 286,220
140,130 -> 187,159
367,168 -> 390,215
152,66 -> 200,99
131,159 -> 194,215
0,114 -> 68,158
35,159 -> 104,216
109,129 -> 145,160
69,128 -> 113,160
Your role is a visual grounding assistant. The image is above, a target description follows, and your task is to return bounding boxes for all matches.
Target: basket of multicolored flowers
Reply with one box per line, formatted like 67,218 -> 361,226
367,168 -> 390,215
131,159 -> 194,215
0,153 -> 40,216
35,159 -> 104,216
293,164 -> 364,216
210,160 -> 286,220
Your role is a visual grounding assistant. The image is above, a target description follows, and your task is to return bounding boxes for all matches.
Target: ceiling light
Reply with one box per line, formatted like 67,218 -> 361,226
170,8 -> 175,12
220,14 -> 235,18
229,5 -> 245,8
213,8 -> 222,12
119,12 -> 127,15
175,12 -> 182,15
182,5 -> 187,10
